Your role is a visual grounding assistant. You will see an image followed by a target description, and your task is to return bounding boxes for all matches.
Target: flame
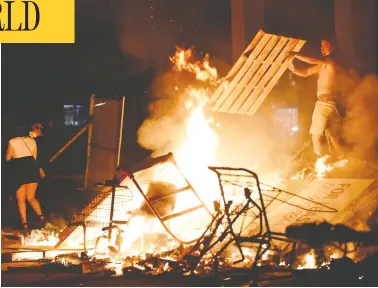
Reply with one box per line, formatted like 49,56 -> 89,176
315,155 -> 349,179
315,155 -> 334,179
24,223 -> 60,246
175,88 -> 219,210
11,45 -> 364,276
164,48 -> 221,238
118,47 -> 221,253
169,47 -> 218,84
297,249 -> 317,270
292,155 -> 349,180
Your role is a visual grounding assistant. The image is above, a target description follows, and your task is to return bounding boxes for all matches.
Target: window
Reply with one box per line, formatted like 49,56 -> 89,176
63,105 -> 83,126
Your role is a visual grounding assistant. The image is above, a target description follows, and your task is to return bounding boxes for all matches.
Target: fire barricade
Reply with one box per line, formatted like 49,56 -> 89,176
183,167 -> 338,275
56,153 -> 213,250
118,153 -> 213,244
61,182 -> 134,252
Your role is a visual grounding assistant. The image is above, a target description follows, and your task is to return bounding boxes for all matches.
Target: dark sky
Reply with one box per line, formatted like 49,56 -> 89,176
1,0 -> 339,129
1,0 -> 232,126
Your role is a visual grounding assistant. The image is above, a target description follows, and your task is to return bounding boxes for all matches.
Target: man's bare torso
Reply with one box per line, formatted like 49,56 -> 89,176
317,63 -> 337,96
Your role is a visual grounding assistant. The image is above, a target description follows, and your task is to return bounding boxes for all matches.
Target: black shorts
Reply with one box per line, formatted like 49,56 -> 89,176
8,156 -> 40,192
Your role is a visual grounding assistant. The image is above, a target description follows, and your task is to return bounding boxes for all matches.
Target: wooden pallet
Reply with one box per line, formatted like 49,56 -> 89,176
209,30 -> 306,115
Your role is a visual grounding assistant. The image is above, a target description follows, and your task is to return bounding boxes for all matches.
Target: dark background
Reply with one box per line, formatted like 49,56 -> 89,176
1,0 -> 337,162
2,0 -> 376,225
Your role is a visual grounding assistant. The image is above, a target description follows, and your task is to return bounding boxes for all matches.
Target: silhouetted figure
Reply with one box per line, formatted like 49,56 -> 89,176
5,126 -> 45,231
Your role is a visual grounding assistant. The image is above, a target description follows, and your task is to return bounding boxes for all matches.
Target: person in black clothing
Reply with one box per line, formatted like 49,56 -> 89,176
5,126 -> 45,231
29,123 -> 48,177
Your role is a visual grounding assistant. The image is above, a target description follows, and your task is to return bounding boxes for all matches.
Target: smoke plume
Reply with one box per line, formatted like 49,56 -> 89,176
339,70 -> 378,160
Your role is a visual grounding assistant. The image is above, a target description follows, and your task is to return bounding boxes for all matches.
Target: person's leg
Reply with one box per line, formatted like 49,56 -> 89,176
16,185 -> 27,226
327,133 -> 344,157
312,134 -> 324,156
26,183 -> 44,220
309,101 -> 328,156
326,108 -> 344,159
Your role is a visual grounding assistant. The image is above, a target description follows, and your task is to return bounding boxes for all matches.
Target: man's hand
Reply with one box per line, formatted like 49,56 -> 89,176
285,51 -> 299,60
287,60 -> 295,72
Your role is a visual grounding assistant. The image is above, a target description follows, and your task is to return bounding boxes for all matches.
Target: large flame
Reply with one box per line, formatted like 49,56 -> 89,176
169,47 -> 218,84
169,47 -> 221,212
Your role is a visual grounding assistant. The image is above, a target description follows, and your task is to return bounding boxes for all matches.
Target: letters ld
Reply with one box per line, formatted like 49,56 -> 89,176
0,1 -> 40,31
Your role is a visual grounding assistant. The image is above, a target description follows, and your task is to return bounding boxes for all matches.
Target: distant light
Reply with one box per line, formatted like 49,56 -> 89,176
95,102 -> 106,107
359,276 -> 363,280
291,126 -> 299,132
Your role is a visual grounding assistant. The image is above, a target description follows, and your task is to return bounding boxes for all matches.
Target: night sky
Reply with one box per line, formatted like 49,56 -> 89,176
2,0 -> 232,127
1,0 -> 339,128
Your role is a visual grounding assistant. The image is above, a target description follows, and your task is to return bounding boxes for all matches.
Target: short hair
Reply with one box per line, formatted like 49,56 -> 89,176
31,123 -> 43,130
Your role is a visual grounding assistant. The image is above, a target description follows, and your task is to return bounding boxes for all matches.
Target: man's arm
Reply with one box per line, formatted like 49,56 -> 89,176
288,61 -> 320,78
286,51 -> 328,65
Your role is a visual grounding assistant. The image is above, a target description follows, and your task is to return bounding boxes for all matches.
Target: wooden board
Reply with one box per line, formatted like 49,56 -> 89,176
263,178 -> 376,234
209,30 -> 306,115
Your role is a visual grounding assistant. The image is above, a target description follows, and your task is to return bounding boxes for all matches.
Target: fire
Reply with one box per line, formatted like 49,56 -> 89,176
24,223 -> 60,247
175,87 -> 219,210
315,155 -> 334,179
292,155 -> 348,180
169,47 -> 218,84
169,48 -> 220,210
297,249 -> 317,270
164,48 -> 221,240
120,47 -> 221,253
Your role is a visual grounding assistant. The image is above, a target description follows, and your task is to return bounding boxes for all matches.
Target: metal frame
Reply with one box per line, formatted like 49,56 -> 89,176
56,96 -> 126,249
183,166 -> 338,279
124,153 -> 213,244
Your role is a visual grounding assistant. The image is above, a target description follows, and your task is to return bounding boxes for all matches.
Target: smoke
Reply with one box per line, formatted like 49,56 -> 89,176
137,115 -> 185,153
341,72 -> 378,160
136,68 -> 194,155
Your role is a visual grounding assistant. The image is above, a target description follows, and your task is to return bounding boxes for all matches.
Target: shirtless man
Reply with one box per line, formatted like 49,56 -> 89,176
286,40 -> 343,158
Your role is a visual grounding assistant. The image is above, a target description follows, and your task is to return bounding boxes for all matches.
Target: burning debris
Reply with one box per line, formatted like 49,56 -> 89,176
24,223 -> 61,247
291,155 -> 349,180
5,42 -> 377,287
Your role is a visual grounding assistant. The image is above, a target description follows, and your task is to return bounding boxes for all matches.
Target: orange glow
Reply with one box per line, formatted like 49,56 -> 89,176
169,47 -> 218,84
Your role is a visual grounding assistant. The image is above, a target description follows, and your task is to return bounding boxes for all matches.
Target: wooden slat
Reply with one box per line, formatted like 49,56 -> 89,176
219,35 -> 280,113
245,39 -> 306,115
211,32 -> 271,111
209,31 -> 306,115
237,38 -> 300,114
229,36 -> 289,114
225,29 -> 266,80
210,30 -> 266,108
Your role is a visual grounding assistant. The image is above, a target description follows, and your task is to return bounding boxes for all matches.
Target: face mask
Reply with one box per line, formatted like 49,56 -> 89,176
29,131 -> 37,138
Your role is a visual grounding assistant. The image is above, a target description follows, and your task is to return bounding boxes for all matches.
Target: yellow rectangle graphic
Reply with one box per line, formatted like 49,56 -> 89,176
0,0 -> 75,43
